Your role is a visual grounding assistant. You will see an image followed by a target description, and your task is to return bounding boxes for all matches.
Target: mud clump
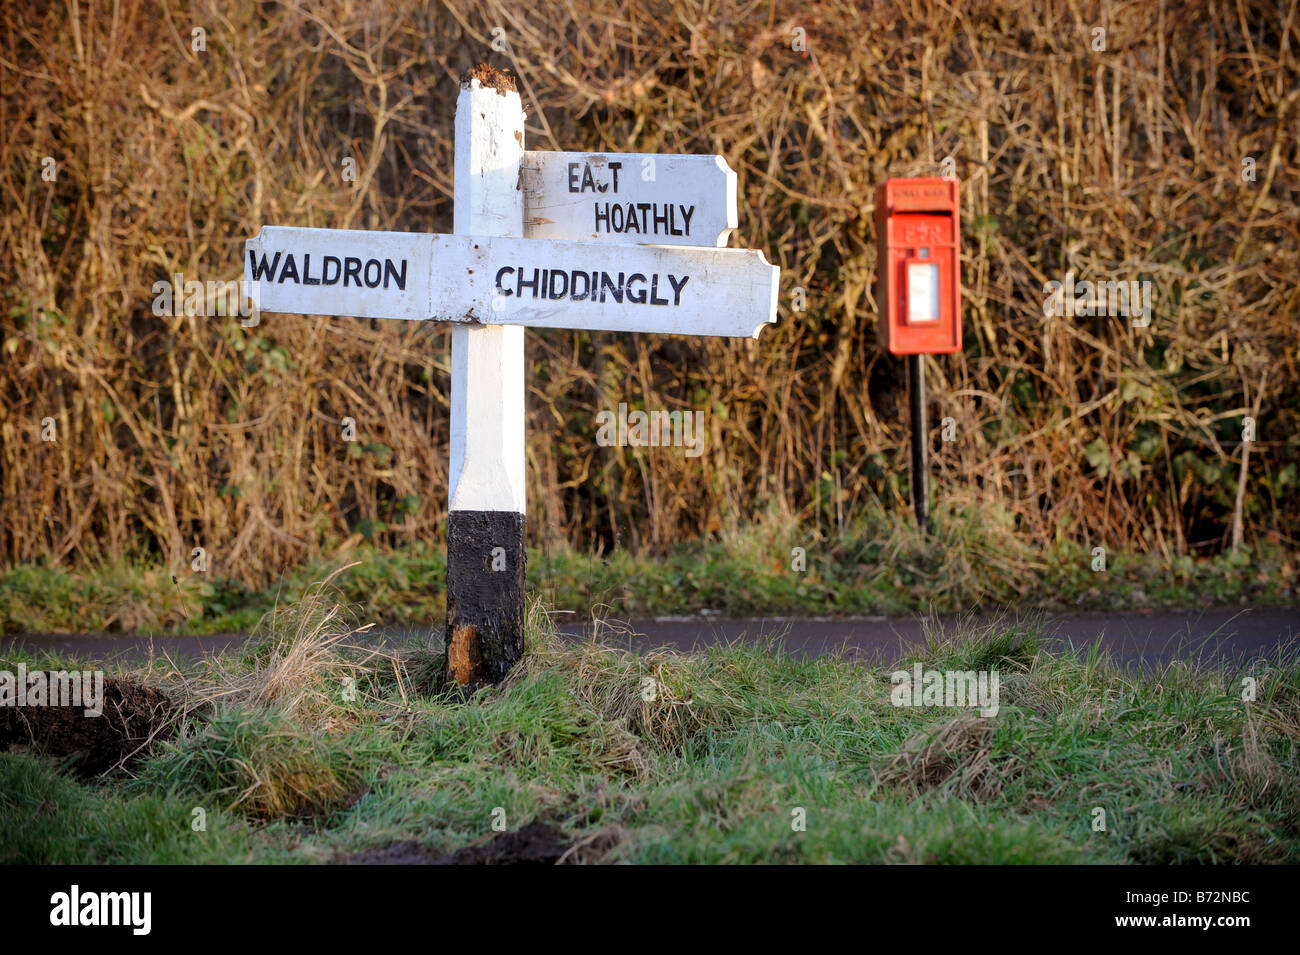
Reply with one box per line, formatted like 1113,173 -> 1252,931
346,821 -> 621,865
0,677 -> 181,775
437,821 -> 568,865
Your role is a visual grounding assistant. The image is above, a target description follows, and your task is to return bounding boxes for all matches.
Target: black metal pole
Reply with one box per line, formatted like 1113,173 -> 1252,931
908,353 -> 928,534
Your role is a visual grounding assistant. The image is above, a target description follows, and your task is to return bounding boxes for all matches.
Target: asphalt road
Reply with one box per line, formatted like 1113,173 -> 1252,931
573,607 -> 1300,667
3,606 -> 1296,669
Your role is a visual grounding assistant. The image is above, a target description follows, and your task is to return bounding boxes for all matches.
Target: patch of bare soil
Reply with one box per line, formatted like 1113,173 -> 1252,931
345,821 -> 624,865
0,677 -> 180,775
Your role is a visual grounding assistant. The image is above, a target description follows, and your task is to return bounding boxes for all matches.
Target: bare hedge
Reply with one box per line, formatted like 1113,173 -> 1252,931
2,0 -> 1296,584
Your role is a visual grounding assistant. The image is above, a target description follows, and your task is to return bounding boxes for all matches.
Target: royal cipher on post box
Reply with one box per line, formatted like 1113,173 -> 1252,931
875,177 -> 961,355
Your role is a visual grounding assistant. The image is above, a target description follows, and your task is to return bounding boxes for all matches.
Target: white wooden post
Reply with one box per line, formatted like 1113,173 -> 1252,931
443,71 -> 527,692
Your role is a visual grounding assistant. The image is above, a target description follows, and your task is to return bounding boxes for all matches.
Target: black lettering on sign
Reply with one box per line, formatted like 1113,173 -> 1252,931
383,259 -> 407,290
626,273 -> 647,304
570,271 -> 591,301
344,257 -> 362,287
668,274 -> 689,305
547,269 -> 568,298
255,251 -> 408,290
249,250 -> 281,281
569,161 -> 624,196
494,266 -> 691,306
592,202 -> 696,238
600,272 -> 624,304
649,275 -> 668,306
680,206 -> 694,235
495,266 -> 515,295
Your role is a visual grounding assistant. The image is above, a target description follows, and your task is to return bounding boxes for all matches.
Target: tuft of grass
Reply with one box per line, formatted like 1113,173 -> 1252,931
517,625 -> 745,757
171,565 -> 405,732
874,717 -> 1004,799
132,706 -> 360,822
912,613 -> 1044,672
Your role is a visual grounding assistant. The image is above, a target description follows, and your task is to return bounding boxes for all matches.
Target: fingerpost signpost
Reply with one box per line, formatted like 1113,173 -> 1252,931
245,66 -> 779,693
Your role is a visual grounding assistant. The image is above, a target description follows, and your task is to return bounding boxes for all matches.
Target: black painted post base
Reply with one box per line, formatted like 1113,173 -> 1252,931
441,509 -> 527,695
908,353 -> 929,535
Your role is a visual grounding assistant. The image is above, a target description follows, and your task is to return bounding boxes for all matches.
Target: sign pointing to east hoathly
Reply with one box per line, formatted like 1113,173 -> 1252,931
245,225 -> 778,338
519,152 -> 738,247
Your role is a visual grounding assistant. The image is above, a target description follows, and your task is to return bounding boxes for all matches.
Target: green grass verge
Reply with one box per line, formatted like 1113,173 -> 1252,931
1,503 -> 1295,635
2,604 -> 1297,864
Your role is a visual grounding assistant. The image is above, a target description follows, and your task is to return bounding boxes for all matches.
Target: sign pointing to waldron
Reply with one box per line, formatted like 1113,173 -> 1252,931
245,226 -> 778,338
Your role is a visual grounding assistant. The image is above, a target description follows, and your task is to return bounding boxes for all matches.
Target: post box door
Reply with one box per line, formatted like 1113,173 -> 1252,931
885,212 -> 960,354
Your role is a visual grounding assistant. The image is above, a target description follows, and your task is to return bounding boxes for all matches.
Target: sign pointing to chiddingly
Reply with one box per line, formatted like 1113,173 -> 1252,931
245,226 -> 778,338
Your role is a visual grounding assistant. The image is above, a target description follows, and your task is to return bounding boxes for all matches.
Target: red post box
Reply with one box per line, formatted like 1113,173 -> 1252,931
875,177 -> 961,355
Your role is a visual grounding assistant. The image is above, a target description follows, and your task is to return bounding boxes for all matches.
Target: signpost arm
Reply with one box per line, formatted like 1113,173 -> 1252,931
909,353 -> 929,534
441,69 -> 528,693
